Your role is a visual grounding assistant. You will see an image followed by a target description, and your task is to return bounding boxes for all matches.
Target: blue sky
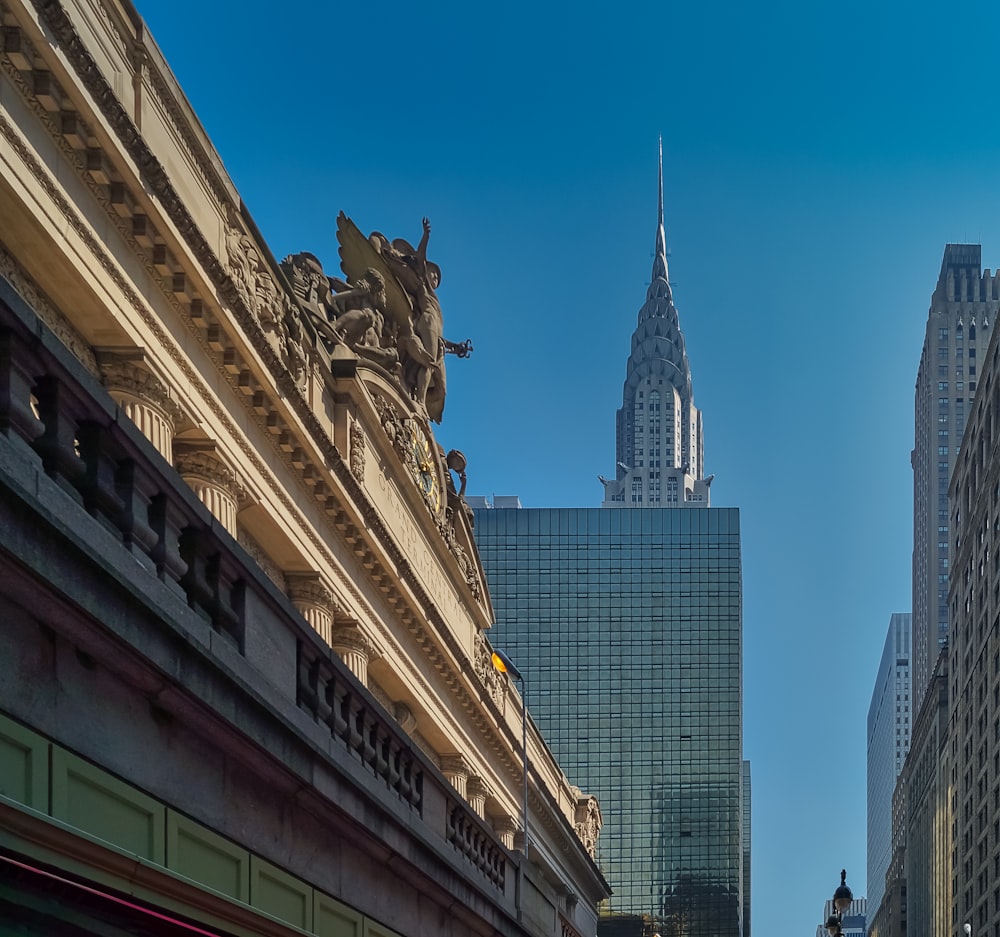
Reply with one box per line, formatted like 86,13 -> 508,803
136,1 -> 1000,931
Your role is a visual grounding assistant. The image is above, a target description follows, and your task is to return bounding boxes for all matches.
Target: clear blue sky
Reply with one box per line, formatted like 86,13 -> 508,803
136,1 -> 1000,931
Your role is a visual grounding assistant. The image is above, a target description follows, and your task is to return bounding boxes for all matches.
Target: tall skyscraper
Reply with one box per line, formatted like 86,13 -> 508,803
866,613 -> 912,919
474,506 -> 744,937
601,141 -> 710,508
912,246 -> 997,706
948,289 -> 1000,934
474,154 -> 746,937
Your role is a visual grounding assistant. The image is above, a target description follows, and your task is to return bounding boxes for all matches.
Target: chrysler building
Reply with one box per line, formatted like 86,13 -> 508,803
601,143 -> 711,507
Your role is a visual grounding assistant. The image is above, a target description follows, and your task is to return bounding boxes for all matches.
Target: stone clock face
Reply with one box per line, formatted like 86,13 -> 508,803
409,422 -> 441,513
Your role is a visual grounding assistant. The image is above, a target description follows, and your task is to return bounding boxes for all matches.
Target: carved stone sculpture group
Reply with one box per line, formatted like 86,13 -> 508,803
280,214 -> 471,424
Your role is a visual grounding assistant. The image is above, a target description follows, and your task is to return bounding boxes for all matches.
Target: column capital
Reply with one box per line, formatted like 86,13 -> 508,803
439,753 -> 471,780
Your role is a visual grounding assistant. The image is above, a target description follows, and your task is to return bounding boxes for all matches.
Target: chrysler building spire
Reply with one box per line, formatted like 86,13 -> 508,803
600,143 -> 711,508
653,135 -> 669,286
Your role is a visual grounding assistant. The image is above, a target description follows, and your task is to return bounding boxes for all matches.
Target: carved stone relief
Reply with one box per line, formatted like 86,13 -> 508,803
349,417 -> 366,482
573,792 -> 603,860
475,631 -> 505,711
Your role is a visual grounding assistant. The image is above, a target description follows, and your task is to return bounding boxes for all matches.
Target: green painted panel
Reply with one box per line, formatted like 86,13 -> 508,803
315,893 -> 363,937
50,748 -> 165,863
0,714 -> 48,810
250,855 -> 313,931
166,811 -> 250,902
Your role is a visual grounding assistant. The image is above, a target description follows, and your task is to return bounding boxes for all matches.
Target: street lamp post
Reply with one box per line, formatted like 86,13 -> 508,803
824,870 -> 854,937
491,648 -> 529,858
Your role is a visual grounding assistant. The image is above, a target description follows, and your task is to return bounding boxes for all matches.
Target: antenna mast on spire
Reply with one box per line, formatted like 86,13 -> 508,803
658,135 -> 664,229
652,136 -> 669,287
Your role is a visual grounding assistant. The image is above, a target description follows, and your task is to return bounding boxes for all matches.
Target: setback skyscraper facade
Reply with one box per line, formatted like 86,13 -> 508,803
474,153 -> 746,937
601,141 -> 710,508
866,613 -> 912,919
948,288 -> 1000,933
912,246 -> 998,707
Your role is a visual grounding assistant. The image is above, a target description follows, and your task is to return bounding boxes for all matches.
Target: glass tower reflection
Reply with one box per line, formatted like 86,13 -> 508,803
474,506 -> 745,937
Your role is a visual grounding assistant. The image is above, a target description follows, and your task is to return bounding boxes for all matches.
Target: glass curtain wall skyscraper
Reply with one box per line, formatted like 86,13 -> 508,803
474,147 -> 745,937
474,507 -> 744,937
